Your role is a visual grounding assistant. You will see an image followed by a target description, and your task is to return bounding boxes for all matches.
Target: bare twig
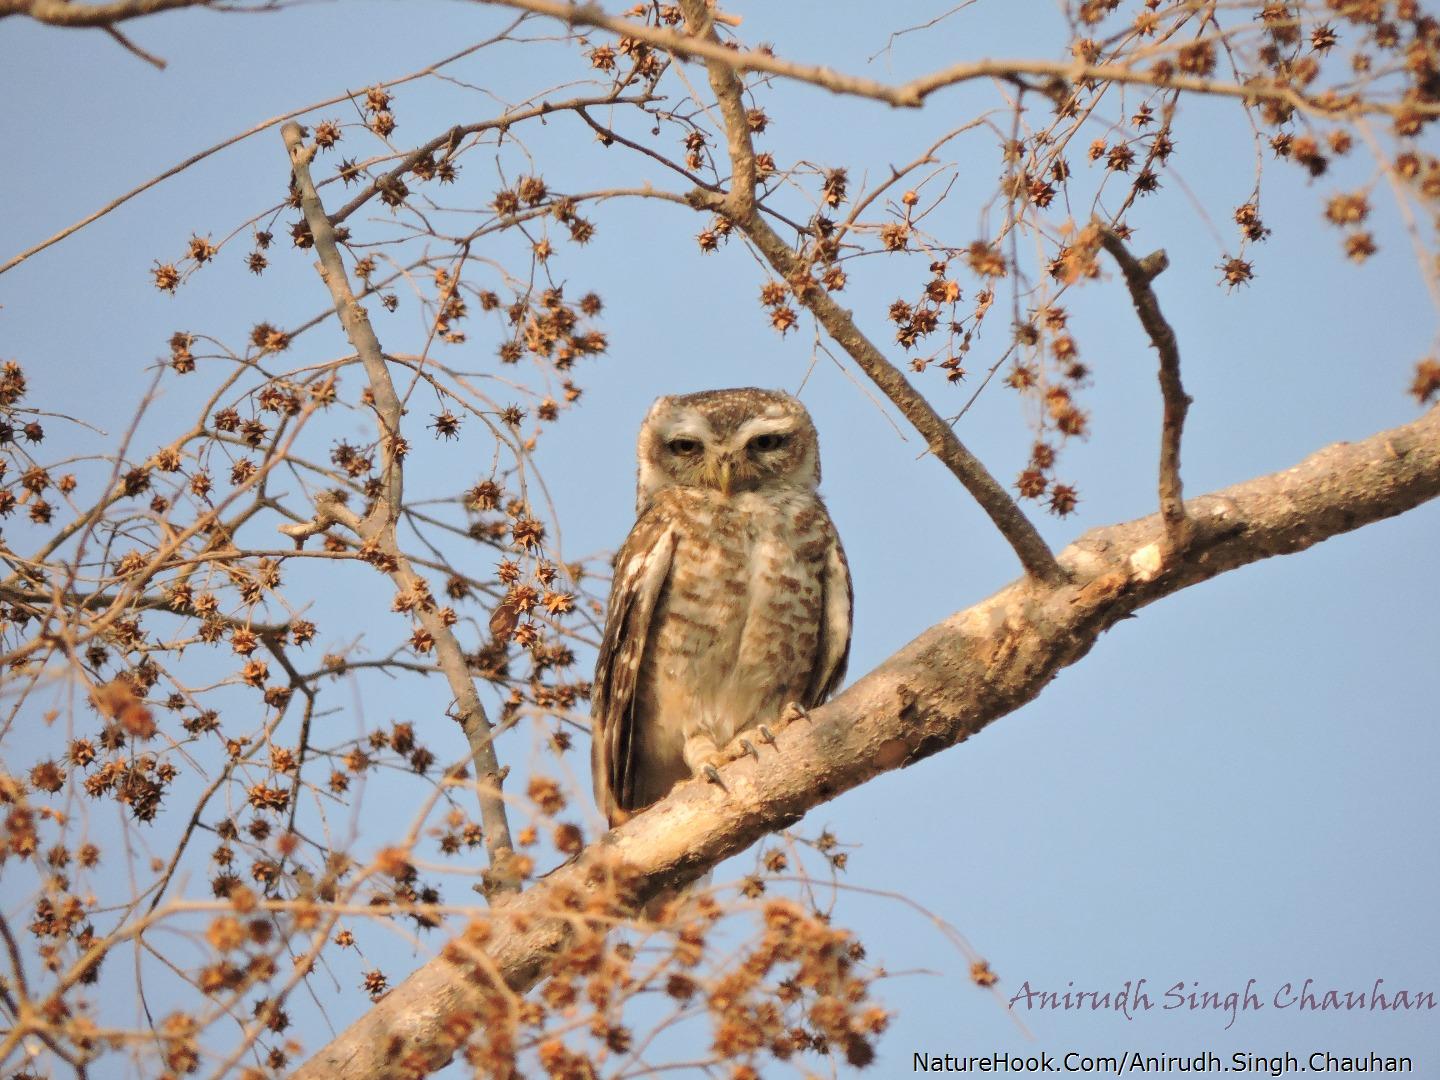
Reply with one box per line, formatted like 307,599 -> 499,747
0,36 -> 517,275
1097,226 -> 1192,549
281,121 -> 520,894
101,24 -> 167,67
328,92 -> 658,226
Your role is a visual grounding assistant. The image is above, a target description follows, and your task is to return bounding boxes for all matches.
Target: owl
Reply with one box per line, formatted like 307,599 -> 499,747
591,388 -> 852,827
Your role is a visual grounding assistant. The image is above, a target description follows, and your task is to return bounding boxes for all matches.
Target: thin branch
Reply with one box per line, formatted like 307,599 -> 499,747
471,0 -> 1437,121
0,35 -> 516,275
328,92 -> 658,226
1097,226 -> 1191,549
297,404 -> 1440,1079
102,24 -> 167,67
281,122 -> 520,894
573,105 -> 718,193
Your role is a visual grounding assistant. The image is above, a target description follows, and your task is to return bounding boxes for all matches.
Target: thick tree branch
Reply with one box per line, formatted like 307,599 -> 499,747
0,0 -> 219,24
674,3 -> 1064,585
474,0 -> 1438,121
281,122 -> 520,894
295,405 -> 1440,1080
1098,227 -> 1191,550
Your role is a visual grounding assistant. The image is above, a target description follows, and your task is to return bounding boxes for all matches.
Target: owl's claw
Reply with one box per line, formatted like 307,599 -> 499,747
758,725 -> 777,746
739,738 -> 759,760
702,763 -> 725,788
779,702 -> 809,725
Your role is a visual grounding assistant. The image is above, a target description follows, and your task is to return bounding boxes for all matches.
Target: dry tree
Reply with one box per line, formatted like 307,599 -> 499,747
1,1 -> 1438,1077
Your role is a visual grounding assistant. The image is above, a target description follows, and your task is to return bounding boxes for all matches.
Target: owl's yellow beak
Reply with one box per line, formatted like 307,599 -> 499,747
717,458 -> 734,496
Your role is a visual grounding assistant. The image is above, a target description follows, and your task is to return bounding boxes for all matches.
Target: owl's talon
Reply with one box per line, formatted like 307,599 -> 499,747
702,763 -> 725,788
758,725 -> 776,746
780,702 -> 809,725
739,738 -> 759,760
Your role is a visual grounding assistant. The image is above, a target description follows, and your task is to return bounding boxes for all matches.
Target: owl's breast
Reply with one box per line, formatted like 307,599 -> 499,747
641,487 -> 832,744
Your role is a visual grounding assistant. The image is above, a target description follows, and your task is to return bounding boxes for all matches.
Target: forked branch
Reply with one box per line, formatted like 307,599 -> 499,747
281,122 -> 520,893
1098,227 -> 1191,549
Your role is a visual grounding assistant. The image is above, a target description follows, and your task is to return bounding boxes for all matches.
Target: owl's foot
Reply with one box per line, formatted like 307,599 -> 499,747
738,738 -> 759,760
779,701 -> 809,726
684,733 -> 727,790
758,724 -> 777,746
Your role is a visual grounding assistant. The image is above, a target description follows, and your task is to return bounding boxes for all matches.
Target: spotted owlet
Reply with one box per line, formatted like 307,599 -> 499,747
591,388 -> 853,826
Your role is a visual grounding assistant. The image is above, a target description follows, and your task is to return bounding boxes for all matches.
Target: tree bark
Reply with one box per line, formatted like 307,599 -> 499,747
294,404 -> 1440,1079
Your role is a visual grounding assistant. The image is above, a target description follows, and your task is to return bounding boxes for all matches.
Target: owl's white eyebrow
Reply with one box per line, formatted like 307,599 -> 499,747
658,419 -> 712,441
737,417 -> 794,434
732,416 -> 795,441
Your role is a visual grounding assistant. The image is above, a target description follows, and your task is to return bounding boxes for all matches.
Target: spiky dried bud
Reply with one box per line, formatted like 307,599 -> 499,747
429,412 -> 461,440
1016,468 -> 1048,499
966,241 -> 1007,277
1178,40 -> 1216,75
1234,202 -> 1269,242
880,223 -> 910,251
1343,231 -> 1377,262
1048,483 -> 1079,516
1325,191 -> 1370,225
152,263 -> 181,293
1409,358 -> 1440,404
769,304 -> 799,335
188,234 -> 217,264
1219,256 -> 1255,289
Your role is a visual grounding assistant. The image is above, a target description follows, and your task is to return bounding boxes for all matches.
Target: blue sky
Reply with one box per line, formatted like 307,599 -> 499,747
2,2 -> 1438,1076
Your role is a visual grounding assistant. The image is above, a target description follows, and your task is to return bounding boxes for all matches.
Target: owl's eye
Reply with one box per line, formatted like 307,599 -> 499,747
749,433 -> 787,452
667,437 -> 703,456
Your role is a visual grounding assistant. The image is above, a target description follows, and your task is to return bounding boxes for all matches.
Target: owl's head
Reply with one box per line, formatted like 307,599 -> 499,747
635,388 -> 821,508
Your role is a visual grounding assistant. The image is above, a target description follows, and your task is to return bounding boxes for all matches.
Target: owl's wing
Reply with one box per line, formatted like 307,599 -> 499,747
591,507 -> 678,824
804,531 -> 853,707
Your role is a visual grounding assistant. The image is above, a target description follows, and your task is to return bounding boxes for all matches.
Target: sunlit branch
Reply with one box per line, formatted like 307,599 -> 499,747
1098,226 -> 1191,550
472,0 -> 1437,121
282,122 -> 520,894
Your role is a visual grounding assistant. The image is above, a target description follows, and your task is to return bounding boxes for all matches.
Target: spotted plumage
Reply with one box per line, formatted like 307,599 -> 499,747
592,388 -> 852,825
